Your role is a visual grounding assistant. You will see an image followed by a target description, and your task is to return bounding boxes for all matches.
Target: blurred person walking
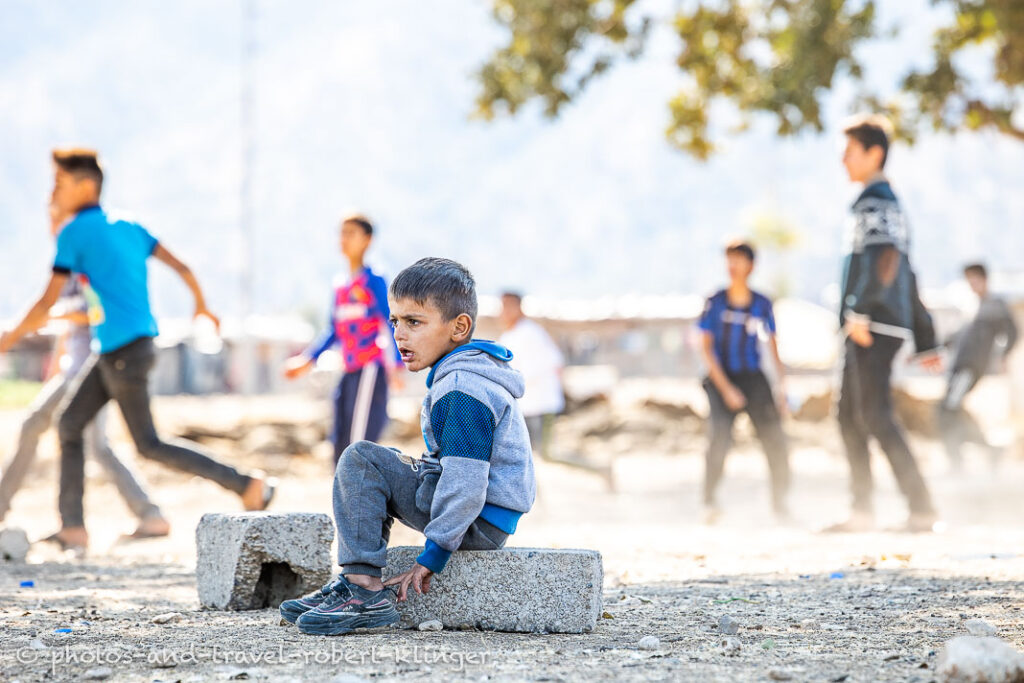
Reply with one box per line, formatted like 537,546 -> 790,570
938,263 -> 1018,471
0,203 -> 169,539
497,292 -> 564,460
283,214 -> 402,466
0,149 -> 274,552
827,116 -> 941,534
697,241 -> 790,523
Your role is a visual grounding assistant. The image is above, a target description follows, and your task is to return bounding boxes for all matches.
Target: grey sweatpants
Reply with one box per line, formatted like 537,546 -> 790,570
0,365 -> 162,522
334,440 -> 509,577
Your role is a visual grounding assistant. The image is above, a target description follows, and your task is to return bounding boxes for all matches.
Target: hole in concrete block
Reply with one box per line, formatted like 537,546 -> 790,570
252,562 -> 301,608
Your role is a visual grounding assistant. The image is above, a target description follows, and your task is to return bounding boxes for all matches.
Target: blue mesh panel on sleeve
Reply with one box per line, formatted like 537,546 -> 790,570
429,390 -> 495,461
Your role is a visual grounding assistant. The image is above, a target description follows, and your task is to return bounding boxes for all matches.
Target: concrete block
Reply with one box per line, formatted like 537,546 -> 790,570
382,546 -> 603,633
0,527 -> 30,562
196,512 -> 333,610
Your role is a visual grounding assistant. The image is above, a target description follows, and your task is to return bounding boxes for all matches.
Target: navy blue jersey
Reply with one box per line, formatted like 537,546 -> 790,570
698,289 -> 776,375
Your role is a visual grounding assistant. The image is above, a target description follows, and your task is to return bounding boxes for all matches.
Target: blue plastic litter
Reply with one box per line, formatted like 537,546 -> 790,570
54,628 -> 72,634
799,575 -> 812,579
19,580 -> 34,588
829,572 -> 845,579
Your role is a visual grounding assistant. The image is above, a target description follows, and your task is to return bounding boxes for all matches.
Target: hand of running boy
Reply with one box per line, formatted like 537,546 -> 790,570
194,306 -> 221,333
387,367 -> 406,391
383,563 -> 433,602
283,355 -> 314,379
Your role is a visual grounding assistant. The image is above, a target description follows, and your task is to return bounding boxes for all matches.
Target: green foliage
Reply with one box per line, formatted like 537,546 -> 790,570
475,0 -> 1024,156
902,0 -> 1024,141
475,0 -> 649,119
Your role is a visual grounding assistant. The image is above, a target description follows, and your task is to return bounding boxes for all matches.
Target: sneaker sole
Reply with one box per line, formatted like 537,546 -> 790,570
280,602 -> 314,624
296,610 -> 399,636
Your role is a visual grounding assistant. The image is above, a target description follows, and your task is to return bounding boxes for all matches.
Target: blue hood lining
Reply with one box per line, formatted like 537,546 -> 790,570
425,340 -> 513,387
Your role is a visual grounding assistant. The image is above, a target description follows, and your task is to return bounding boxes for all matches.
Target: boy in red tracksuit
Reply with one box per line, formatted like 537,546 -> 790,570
285,214 -> 402,464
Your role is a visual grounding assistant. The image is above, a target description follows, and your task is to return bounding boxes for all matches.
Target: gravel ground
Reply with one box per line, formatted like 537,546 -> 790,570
0,391 -> 1022,682
2,560 -> 1022,682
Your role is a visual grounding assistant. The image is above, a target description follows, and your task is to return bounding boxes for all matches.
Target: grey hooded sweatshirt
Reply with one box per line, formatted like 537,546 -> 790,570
415,340 -> 536,573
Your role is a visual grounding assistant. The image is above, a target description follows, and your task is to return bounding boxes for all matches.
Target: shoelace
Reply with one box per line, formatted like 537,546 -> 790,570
319,583 -> 354,610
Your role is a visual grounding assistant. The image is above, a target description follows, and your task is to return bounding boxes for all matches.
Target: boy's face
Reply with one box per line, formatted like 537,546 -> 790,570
841,137 -> 883,183
48,202 -> 67,238
965,272 -> 987,297
51,167 -> 98,217
498,295 -> 522,331
389,296 -> 472,372
340,220 -> 372,261
726,252 -> 753,283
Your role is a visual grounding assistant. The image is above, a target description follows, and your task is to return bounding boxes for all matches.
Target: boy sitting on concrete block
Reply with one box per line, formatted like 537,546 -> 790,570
280,257 -> 537,636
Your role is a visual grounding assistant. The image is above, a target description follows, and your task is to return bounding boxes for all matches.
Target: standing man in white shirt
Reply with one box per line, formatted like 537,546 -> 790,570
498,292 -> 565,459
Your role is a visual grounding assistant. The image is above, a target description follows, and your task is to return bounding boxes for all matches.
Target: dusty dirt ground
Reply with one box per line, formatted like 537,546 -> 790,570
1,379 -> 1023,682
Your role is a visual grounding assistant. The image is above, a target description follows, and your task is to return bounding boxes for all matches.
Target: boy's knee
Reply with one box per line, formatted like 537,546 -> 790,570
56,409 -> 86,444
21,409 -> 52,439
335,440 -> 377,476
862,408 -> 895,436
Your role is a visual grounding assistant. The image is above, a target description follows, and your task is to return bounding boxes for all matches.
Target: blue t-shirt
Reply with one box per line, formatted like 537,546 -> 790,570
698,289 -> 776,375
52,206 -> 159,353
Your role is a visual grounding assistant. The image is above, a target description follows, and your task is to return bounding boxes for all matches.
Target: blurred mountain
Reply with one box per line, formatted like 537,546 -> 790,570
1,0 -> 1022,325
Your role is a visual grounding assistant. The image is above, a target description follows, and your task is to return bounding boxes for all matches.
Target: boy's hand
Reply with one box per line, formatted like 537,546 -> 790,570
387,367 -> 406,391
846,319 -> 873,347
722,384 -> 746,412
918,353 -> 943,373
383,563 -> 433,602
194,306 -> 221,333
283,355 -> 314,380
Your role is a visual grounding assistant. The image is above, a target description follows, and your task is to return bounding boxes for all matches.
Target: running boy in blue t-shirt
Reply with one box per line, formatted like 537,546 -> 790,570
697,240 -> 790,523
0,149 -> 274,551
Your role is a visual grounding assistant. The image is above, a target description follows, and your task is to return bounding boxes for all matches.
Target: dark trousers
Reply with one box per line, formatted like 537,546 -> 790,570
332,361 -> 389,465
57,337 -> 251,528
703,371 -> 790,510
938,367 -> 991,466
836,337 -> 934,516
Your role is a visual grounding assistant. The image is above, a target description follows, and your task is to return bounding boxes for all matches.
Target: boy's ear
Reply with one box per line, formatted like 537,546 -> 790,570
450,313 -> 473,342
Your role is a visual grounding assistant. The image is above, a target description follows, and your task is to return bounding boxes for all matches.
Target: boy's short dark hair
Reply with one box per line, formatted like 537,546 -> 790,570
342,213 -> 374,236
963,263 -> 988,279
843,115 -> 891,168
52,148 -> 104,193
725,240 -> 756,262
391,257 -> 477,329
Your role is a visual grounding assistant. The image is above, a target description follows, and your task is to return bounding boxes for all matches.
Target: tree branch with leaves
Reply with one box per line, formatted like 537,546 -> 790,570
474,0 -> 1024,158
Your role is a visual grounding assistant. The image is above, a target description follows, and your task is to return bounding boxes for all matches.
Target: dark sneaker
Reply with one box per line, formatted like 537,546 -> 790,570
280,577 -> 346,624
296,579 -> 399,636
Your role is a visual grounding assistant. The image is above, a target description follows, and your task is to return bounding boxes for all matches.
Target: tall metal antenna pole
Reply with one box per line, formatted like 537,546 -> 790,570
239,0 -> 257,392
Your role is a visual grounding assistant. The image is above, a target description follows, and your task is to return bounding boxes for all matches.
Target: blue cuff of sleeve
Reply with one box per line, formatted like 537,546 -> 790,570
417,539 -> 452,573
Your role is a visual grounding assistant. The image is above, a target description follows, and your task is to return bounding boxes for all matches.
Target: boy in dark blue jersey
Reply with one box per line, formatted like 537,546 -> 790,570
698,241 -> 790,523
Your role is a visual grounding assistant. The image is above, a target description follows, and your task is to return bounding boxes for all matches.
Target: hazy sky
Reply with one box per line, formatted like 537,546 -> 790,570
1,1 -> 1021,323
